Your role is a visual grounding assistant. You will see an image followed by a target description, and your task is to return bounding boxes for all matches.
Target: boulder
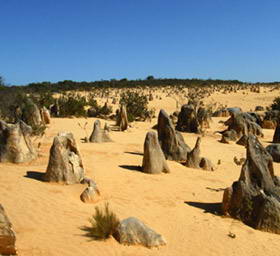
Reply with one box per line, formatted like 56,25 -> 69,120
142,131 -> 170,174
89,120 -> 112,143
266,144 -> 280,163
0,205 -> 17,255
199,157 -> 215,171
157,109 -> 190,161
80,186 -> 100,203
44,132 -> 85,184
222,134 -> 280,234
0,120 -> 37,163
115,217 -> 166,248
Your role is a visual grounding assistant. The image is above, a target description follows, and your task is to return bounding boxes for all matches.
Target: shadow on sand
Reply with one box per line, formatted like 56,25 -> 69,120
24,171 -> 45,181
184,201 -> 222,216
119,165 -> 142,172
124,151 -> 143,156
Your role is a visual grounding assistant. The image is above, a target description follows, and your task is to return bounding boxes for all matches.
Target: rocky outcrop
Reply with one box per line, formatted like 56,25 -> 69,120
0,205 -> 17,255
157,109 -> 190,161
142,131 -> 170,174
89,120 -> 112,143
44,132 -> 85,184
0,120 -> 37,163
222,134 -> 280,234
115,217 -> 166,248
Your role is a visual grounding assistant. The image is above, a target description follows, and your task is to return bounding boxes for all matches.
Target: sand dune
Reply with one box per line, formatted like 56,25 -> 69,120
1,88 -> 280,256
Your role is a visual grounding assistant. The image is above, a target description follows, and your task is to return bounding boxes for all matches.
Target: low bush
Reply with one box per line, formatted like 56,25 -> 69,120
119,91 -> 150,122
89,203 -> 120,240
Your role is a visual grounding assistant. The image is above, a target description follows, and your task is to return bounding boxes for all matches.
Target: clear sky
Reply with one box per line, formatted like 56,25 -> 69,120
1,0 -> 280,85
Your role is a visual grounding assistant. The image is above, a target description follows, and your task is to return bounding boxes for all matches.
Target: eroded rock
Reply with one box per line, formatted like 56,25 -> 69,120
142,131 -> 170,174
89,120 -> 112,143
44,132 -> 85,184
222,134 -> 280,234
115,217 -> 166,248
157,109 -> 190,161
0,120 -> 37,163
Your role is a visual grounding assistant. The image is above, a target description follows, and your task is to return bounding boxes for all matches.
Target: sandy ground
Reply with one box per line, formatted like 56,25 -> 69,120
1,88 -> 280,256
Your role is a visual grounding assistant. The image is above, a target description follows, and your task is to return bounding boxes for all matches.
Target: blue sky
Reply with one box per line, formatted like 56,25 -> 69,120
1,0 -> 280,85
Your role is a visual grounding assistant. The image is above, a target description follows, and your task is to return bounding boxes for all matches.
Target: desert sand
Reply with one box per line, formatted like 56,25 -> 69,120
1,88 -> 280,256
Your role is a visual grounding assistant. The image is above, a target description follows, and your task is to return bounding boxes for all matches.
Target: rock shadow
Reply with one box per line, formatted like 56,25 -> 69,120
184,201 -> 222,216
24,171 -> 45,181
119,165 -> 142,172
124,151 -> 143,156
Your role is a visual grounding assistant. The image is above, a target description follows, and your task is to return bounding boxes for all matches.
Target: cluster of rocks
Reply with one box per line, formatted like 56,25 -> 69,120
223,134 -> 280,234
219,110 -> 263,145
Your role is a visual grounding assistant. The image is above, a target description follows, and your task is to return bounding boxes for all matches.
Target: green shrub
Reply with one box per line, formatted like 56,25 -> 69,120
58,93 -> 87,117
119,91 -> 150,122
271,97 -> 280,111
89,203 -> 120,240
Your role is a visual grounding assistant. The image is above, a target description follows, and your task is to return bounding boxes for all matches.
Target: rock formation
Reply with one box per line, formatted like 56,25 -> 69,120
142,131 -> 170,174
44,132 -> 85,184
176,104 -> 199,133
116,104 -> 128,131
219,112 -> 263,143
80,178 -> 101,204
185,137 -> 201,168
115,217 -> 166,248
157,109 -> 190,161
222,134 -> 280,234
185,137 -> 215,171
22,99 -> 43,128
266,144 -> 280,163
0,204 -> 17,255
89,120 -> 112,143
40,106 -> 51,125
273,122 -> 280,143
0,120 -> 37,163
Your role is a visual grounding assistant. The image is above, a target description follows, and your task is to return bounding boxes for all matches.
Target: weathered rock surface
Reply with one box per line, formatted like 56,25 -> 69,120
222,134 -> 280,234
142,131 -> 170,174
116,104 -> 128,131
0,120 -> 37,163
44,132 -> 85,184
157,109 -> 190,161
0,205 -> 17,255
115,217 -> 166,248
89,120 -> 112,143
266,144 -> 280,163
